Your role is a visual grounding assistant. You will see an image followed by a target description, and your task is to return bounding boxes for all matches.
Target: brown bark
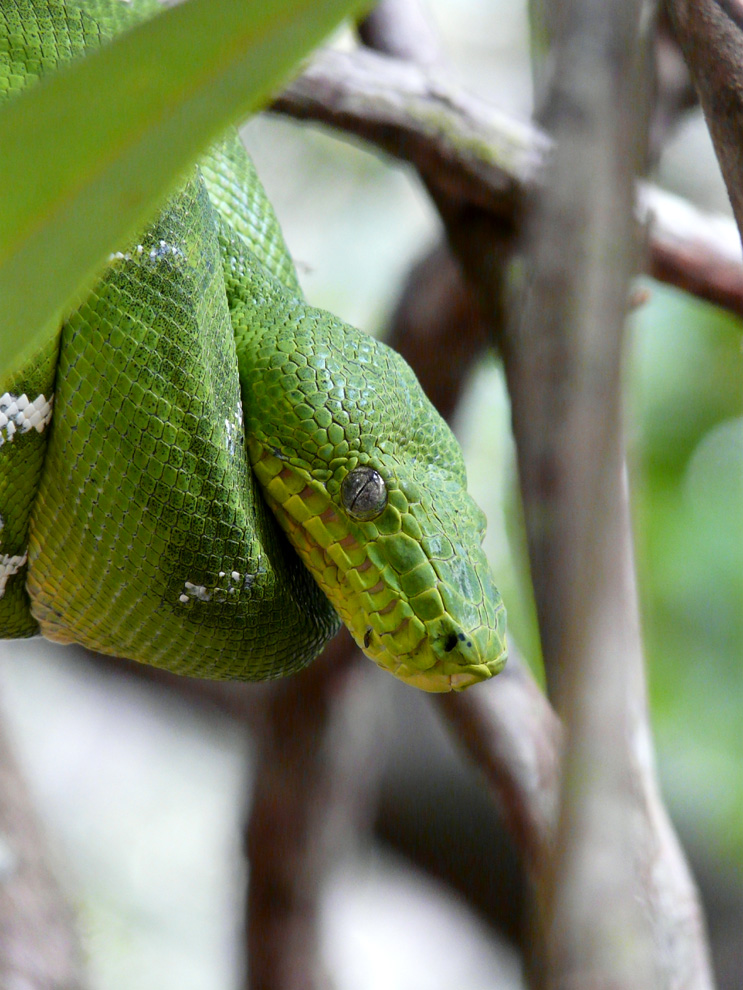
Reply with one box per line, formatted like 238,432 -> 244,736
667,0 -> 743,247
242,633 -> 384,990
274,40 -> 743,320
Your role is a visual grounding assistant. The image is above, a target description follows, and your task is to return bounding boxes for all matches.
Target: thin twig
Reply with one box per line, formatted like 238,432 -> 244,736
642,183 -> 743,315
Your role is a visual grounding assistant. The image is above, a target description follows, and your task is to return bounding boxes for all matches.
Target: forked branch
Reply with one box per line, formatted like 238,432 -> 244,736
275,33 -> 743,318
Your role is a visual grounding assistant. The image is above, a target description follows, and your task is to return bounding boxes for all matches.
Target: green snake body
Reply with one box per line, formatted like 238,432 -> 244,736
0,0 -> 506,691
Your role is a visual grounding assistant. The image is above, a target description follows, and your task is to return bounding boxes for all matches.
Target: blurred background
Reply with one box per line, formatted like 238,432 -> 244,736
0,0 -> 741,987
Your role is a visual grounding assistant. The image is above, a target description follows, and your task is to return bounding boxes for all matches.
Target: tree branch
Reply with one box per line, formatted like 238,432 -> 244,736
666,0 -> 743,249
642,183 -> 743,315
353,1 -> 715,987
274,43 -> 743,319
242,633 -> 384,990
435,648 -> 561,884
274,46 -> 542,217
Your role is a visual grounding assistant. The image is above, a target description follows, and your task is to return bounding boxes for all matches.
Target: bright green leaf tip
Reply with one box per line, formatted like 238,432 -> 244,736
0,0 -> 366,371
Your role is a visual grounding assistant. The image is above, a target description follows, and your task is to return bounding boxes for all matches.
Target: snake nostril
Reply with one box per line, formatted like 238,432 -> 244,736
443,632 -> 458,653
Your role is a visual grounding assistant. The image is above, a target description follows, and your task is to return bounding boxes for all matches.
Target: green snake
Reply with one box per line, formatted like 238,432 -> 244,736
0,0 -> 506,692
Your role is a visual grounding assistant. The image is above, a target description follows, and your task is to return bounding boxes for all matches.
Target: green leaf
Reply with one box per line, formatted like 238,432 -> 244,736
0,0 -> 364,371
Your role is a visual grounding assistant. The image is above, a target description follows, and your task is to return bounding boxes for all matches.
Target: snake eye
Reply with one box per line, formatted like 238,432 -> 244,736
340,466 -> 388,520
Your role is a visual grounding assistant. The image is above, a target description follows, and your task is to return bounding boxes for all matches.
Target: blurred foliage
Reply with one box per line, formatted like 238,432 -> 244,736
630,285 -> 743,868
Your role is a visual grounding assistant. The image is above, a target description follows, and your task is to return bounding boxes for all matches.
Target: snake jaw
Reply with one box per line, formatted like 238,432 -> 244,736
390,663 -> 495,693
384,646 -> 506,693
383,631 -> 508,692
369,609 -> 507,692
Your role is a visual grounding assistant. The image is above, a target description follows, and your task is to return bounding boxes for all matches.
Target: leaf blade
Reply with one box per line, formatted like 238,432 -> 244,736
0,0 -> 364,369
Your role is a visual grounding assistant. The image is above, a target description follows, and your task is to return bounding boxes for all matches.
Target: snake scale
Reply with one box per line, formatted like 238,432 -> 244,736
0,0 -> 506,691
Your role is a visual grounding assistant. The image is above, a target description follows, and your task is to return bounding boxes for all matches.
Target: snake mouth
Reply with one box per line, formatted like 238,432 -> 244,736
379,642 -> 507,693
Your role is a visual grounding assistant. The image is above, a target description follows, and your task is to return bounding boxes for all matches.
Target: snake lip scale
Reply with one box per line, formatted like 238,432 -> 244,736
0,0 -> 507,693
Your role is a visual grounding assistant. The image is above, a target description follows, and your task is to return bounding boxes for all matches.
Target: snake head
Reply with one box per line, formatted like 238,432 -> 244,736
241,308 -> 507,692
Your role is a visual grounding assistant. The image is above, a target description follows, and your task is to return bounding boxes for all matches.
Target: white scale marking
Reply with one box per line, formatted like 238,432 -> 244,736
183,581 -> 211,602
147,240 -> 181,261
0,392 -> 53,446
109,240 -> 181,265
178,567 -> 256,605
224,399 -> 244,458
0,553 -> 27,599
109,245 -> 143,263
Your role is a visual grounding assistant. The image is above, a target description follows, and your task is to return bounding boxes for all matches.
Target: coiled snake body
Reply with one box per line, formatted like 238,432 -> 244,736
0,0 -> 506,691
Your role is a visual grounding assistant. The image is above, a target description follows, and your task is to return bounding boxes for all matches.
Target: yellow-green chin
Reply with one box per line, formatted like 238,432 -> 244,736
382,651 -> 507,693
